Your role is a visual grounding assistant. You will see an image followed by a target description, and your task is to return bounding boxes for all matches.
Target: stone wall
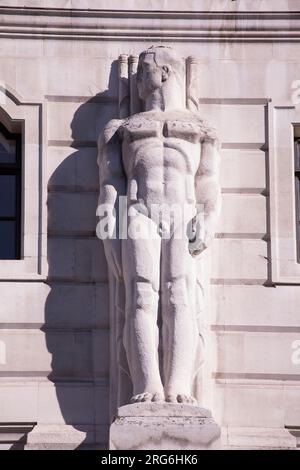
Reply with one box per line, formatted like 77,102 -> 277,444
0,0 -> 300,449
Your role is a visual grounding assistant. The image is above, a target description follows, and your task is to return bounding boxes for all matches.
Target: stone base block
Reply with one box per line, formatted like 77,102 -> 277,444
24,424 -> 104,450
0,423 -> 35,450
109,403 -> 221,450
222,426 -> 298,450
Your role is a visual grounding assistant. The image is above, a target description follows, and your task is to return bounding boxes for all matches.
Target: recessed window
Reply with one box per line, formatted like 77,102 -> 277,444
0,123 -> 21,259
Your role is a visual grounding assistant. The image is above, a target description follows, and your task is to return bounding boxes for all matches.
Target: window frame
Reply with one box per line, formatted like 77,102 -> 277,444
294,139 -> 300,264
0,122 -> 22,259
268,103 -> 300,284
0,84 -> 47,280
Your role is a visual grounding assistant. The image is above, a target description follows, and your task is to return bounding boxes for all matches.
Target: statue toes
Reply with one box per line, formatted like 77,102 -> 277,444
177,394 -> 187,403
141,393 -> 152,402
152,393 -> 163,402
166,394 -> 177,403
130,394 -> 142,403
176,394 -> 198,405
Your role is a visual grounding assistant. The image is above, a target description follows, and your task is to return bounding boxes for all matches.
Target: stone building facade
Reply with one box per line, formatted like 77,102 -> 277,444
0,0 -> 300,449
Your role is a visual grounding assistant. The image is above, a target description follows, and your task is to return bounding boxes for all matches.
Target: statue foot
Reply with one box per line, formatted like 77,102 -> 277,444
165,393 -> 198,405
130,392 -> 164,403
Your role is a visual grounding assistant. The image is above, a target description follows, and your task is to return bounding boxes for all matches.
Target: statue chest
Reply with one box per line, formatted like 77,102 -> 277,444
121,118 -> 202,176
121,120 -> 202,145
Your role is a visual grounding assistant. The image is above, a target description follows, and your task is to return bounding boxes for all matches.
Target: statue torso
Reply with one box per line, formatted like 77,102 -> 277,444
119,110 -> 209,207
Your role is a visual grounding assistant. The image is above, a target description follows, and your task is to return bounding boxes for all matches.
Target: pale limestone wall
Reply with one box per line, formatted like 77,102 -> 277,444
0,0 -> 300,449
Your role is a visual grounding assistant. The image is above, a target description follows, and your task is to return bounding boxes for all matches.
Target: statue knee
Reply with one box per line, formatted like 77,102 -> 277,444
164,278 -> 189,312
126,279 -> 158,316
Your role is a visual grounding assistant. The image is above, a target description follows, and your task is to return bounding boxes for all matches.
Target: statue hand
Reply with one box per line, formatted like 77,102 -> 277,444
103,238 -> 123,279
187,215 -> 214,257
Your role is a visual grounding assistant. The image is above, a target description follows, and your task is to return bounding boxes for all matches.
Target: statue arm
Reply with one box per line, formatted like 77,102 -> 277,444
189,129 -> 221,256
97,119 -> 126,278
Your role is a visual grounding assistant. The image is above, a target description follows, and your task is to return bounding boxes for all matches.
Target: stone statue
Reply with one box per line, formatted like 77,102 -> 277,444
98,46 -> 221,407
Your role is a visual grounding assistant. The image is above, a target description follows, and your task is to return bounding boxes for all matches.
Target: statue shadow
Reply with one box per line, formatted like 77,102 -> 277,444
43,60 -> 119,449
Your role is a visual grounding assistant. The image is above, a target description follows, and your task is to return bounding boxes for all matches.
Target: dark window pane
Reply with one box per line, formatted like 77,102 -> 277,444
0,221 -> 16,259
298,221 -> 300,257
297,178 -> 300,221
296,141 -> 300,170
0,175 -> 16,217
0,132 -> 16,164
296,142 -> 299,170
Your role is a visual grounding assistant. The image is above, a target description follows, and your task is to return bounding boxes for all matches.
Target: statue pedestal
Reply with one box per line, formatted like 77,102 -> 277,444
109,403 -> 221,450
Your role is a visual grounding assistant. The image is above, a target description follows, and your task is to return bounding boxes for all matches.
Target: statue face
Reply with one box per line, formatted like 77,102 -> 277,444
137,53 -> 164,100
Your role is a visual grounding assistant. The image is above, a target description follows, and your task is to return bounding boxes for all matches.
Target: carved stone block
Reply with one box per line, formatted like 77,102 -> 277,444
109,404 -> 221,450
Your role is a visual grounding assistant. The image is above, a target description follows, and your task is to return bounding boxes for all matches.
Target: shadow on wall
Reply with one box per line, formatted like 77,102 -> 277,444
43,60 -> 119,450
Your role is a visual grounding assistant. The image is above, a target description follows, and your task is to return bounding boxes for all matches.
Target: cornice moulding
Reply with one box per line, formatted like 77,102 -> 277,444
0,8 -> 300,41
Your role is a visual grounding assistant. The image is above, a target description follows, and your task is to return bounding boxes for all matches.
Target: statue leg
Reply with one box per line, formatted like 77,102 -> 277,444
122,212 -> 164,403
161,233 -> 199,404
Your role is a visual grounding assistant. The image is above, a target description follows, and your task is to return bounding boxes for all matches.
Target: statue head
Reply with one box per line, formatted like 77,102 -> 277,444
136,46 -> 185,102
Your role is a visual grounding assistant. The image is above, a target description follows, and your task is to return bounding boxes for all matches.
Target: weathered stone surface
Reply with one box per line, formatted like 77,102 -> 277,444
25,424 -> 97,450
110,404 -> 221,450
117,403 -> 212,418
222,426 -> 297,450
